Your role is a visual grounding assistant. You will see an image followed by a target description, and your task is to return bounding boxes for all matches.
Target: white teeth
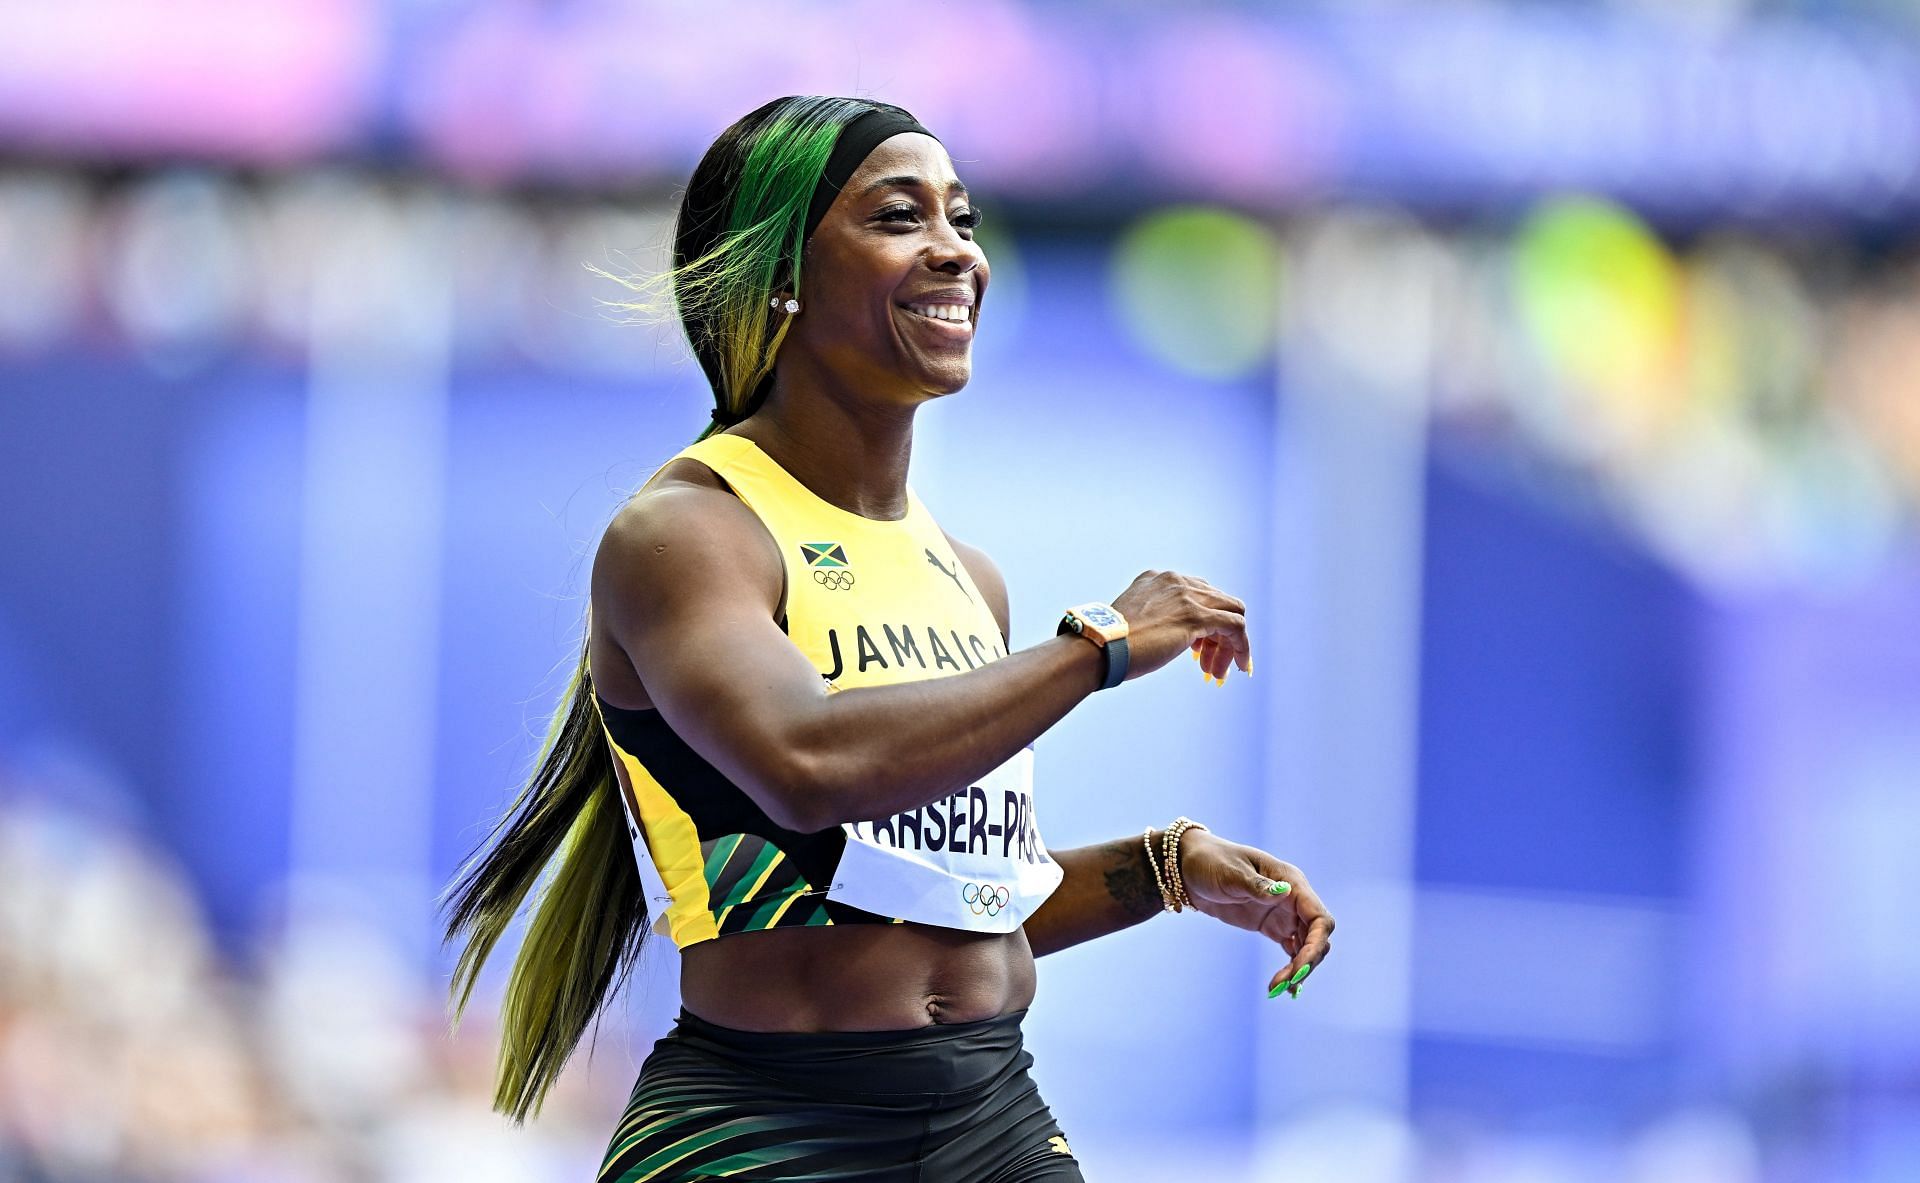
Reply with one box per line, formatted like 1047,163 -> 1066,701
907,303 -> 971,323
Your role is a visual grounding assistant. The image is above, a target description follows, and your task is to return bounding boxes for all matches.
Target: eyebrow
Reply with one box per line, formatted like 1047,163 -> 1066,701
859,175 -> 970,201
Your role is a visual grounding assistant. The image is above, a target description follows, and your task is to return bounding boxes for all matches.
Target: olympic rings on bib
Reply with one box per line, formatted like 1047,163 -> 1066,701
961,882 -> 1011,917
812,568 -> 855,591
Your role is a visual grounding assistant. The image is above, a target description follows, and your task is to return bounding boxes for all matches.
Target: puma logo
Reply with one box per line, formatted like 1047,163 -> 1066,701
925,548 -> 971,600
1047,1135 -> 1072,1156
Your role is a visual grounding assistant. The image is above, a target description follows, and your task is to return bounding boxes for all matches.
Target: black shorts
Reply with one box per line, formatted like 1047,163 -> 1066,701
597,1006 -> 1085,1183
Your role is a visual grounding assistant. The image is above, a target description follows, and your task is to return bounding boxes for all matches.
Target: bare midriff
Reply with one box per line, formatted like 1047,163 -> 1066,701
679,922 -> 1037,1032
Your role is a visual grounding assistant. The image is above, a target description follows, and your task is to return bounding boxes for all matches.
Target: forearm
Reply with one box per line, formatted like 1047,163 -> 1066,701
1021,830 -> 1167,957
789,634 -> 1103,829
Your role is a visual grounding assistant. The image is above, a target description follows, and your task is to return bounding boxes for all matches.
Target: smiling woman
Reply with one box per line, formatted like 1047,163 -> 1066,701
440,95 -> 1334,1183
599,98 -> 986,435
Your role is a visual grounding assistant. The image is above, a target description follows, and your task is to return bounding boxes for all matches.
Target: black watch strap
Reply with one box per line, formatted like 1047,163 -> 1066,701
1100,635 -> 1130,691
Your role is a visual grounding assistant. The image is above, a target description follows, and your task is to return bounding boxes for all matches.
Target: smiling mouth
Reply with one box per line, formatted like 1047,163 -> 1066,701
897,304 -> 975,339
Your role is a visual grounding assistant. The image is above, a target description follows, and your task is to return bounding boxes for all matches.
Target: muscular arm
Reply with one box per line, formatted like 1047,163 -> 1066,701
1021,835 -> 1167,956
945,534 -> 1166,957
592,486 -> 1105,834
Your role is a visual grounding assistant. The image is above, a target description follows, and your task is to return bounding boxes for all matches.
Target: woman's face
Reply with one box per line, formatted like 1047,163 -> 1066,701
787,132 -> 988,407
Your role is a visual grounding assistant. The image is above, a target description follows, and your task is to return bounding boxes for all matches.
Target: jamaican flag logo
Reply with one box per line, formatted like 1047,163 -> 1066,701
801,542 -> 854,591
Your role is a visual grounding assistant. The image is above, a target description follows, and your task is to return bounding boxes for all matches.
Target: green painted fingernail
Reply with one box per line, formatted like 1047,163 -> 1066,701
1288,963 -> 1314,987
1266,880 -> 1292,895
1267,981 -> 1290,999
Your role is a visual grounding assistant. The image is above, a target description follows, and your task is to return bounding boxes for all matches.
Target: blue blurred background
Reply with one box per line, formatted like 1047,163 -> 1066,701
3,2 -> 1918,1180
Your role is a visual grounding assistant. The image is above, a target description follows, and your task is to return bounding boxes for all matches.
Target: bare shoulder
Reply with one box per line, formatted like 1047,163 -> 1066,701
942,530 -> 1010,647
595,459 -> 777,597
590,458 -> 786,705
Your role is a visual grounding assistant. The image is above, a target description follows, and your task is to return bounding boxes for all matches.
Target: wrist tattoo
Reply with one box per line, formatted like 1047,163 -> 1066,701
1101,835 -> 1166,920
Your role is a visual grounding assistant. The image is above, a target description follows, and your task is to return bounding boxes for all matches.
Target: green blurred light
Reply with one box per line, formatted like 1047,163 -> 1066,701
1513,196 -> 1681,429
1111,206 -> 1281,381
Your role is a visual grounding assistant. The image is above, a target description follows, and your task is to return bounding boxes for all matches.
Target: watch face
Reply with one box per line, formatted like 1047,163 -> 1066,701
1081,605 -> 1121,629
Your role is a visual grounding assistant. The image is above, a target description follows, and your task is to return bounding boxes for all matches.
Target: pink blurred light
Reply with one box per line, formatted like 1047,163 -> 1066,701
1136,20 -> 1343,200
0,0 -> 377,161
404,0 -> 1108,192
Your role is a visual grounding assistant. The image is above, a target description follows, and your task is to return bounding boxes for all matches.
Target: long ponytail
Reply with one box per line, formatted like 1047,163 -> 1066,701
439,634 -> 642,1122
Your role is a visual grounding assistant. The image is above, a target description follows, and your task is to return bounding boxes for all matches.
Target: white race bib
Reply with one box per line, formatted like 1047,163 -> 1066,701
826,747 -> 1062,932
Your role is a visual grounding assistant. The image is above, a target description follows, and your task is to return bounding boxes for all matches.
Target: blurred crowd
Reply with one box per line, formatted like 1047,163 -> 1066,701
5,165 -> 1917,589
0,780 -> 622,1183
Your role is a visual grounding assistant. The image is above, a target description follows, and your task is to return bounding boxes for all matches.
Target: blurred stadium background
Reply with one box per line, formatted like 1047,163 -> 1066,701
3,1 -> 1918,1180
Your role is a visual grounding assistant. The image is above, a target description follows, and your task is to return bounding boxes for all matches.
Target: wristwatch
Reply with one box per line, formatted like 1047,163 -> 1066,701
1057,602 -> 1130,691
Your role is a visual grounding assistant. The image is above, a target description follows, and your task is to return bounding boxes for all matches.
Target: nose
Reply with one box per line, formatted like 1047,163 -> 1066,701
929,221 -> 985,277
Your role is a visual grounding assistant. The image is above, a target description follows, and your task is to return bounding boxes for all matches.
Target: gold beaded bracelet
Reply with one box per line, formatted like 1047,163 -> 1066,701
1142,827 -> 1178,911
1160,825 -> 1183,910
1162,817 -> 1208,912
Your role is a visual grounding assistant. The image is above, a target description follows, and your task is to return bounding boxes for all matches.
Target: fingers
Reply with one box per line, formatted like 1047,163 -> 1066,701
1266,873 -> 1334,999
1194,607 -> 1251,680
1201,638 -> 1246,682
1297,913 -> 1334,966
1194,636 -> 1225,683
1269,910 -> 1335,999
1268,930 -> 1331,999
1191,636 -> 1230,683
1189,580 -> 1248,679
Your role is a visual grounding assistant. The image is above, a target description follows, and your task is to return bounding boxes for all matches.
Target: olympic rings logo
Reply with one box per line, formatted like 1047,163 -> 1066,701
812,568 -> 855,591
962,882 -> 1011,917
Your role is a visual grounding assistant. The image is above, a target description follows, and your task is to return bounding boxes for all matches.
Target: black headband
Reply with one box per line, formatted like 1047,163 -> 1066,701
803,109 -> 939,242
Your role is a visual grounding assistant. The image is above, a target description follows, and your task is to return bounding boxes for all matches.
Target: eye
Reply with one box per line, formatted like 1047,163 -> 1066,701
875,205 -> 983,232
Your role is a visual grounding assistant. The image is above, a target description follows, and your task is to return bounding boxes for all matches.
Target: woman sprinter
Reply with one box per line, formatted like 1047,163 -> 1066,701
443,95 -> 1335,1183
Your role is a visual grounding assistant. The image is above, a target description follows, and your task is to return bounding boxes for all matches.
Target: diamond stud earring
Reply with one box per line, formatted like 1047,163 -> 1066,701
770,297 -> 800,314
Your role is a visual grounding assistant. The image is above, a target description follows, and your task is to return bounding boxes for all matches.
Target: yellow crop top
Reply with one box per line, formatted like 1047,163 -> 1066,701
589,433 -> 1059,950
